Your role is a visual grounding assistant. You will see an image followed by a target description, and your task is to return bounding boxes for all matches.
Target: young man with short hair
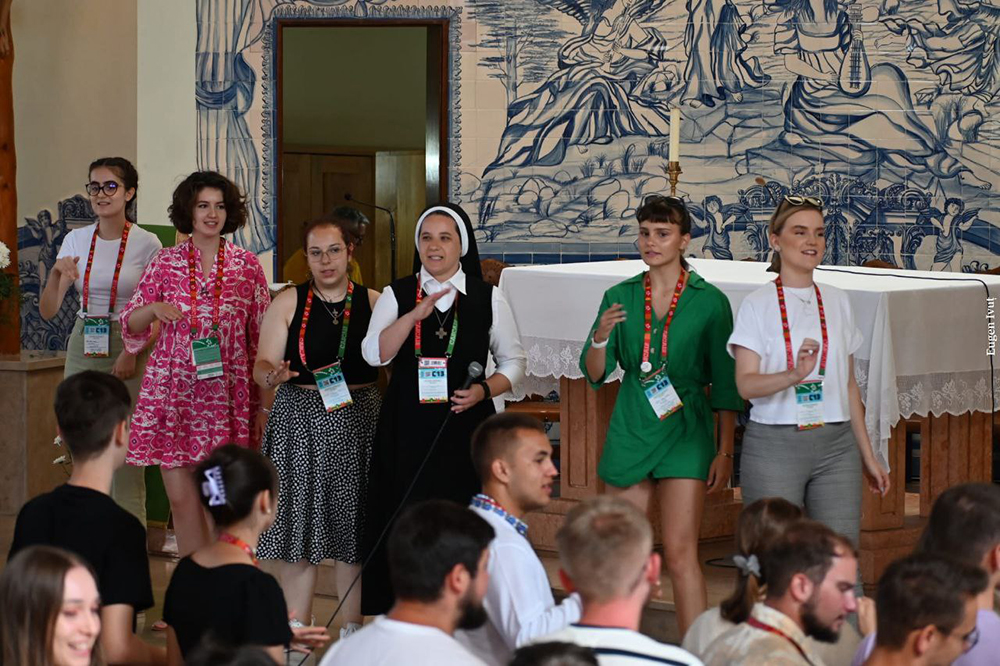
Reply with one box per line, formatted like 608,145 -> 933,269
703,520 -> 858,665
320,500 -> 494,666
537,495 -> 703,664
457,412 -> 583,666
864,554 -> 986,666
9,371 -> 164,664
853,483 -> 1000,666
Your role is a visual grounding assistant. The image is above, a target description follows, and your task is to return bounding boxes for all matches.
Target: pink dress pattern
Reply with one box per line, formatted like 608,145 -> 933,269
120,239 -> 270,468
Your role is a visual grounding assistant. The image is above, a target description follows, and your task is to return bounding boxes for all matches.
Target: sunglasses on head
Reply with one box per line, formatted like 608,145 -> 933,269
642,194 -> 687,208
783,194 -> 824,210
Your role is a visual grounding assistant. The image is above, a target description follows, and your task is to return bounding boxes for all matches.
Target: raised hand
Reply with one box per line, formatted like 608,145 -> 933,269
52,256 -> 81,289
267,360 -> 299,387
792,337 -> 820,381
411,288 -> 452,321
593,303 -> 626,344
152,302 -> 184,324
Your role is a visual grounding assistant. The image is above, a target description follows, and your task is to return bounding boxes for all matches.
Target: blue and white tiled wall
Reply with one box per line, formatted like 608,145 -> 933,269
195,0 -> 1000,272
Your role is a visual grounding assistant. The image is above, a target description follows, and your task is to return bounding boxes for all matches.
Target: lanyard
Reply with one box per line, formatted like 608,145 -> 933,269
299,281 -> 353,370
471,494 -> 529,538
414,276 -> 459,358
775,276 -> 828,377
746,617 -> 813,663
641,270 -> 687,375
218,533 -> 258,567
82,222 -> 131,316
187,240 -> 226,338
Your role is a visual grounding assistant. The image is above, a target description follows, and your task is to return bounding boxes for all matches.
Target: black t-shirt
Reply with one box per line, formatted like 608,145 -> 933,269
8,484 -> 154,611
163,557 -> 293,657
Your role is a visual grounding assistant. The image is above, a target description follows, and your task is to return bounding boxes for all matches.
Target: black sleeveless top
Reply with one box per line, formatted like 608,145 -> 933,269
283,281 -> 377,386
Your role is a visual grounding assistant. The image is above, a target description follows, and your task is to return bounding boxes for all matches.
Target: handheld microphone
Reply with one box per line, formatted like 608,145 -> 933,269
459,361 -> 485,392
345,193 -> 398,281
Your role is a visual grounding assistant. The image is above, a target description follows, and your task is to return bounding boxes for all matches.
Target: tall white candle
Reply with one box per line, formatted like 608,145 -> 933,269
669,108 -> 681,162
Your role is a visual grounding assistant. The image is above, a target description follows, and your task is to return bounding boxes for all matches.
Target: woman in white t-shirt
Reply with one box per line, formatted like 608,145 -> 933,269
39,157 -> 162,525
726,196 -> 889,551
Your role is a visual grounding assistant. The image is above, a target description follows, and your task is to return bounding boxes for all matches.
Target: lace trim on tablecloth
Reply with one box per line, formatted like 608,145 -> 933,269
507,337 -> 1000,472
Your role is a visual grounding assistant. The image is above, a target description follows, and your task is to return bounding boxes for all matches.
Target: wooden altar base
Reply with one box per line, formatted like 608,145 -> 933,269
525,379 -> 995,589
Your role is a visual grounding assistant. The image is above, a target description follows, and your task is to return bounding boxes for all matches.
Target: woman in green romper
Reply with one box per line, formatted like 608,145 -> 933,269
580,195 -> 743,636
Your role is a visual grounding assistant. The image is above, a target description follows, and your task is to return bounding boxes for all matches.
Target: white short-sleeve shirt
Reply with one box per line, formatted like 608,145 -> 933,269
727,281 -> 863,424
318,616 -> 488,666
56,223 -> 162,321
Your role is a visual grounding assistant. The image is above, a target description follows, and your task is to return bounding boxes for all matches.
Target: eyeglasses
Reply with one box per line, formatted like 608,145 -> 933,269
961,626 -> 981,652
307,247 -> 344,261
85,181 -> 121,197
783,195 -> 824,210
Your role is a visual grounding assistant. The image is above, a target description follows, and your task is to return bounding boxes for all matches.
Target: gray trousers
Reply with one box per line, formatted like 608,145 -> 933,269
740,420 -> 862,547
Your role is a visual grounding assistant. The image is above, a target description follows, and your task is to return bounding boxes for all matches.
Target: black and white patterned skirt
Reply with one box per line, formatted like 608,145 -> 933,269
257,382 -> 381,565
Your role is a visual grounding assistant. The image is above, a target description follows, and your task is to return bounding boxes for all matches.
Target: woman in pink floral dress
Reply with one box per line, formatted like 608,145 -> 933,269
121,171 -> 270,555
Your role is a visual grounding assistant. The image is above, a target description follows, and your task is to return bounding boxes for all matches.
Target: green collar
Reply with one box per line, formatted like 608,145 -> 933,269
625,268 -> 706,290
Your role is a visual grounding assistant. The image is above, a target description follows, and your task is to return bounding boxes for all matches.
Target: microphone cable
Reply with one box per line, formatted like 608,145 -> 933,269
290,362 -> 484,665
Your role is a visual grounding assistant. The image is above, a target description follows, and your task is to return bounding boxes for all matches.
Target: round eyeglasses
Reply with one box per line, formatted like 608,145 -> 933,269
85,181 -> 121,197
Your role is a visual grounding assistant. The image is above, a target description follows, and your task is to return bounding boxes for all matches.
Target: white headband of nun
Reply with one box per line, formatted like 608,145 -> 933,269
415,206 -> 469,256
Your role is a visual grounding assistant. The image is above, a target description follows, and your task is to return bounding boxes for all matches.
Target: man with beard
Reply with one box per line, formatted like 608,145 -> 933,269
456,413 -> 583,666
702,520 -> 858,666
863,554 -> 986,666
534,495 -> 704,664
319,500 -> 493,666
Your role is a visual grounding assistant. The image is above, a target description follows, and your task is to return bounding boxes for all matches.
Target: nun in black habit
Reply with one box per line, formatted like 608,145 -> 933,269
358,202 -> 527,615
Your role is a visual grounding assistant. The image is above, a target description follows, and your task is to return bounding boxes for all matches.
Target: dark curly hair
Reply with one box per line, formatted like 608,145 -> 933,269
169,170 -> 248,235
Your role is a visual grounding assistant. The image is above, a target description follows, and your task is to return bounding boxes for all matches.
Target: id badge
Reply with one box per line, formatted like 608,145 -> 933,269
191,336 -> 224,380
641,368 -> 683,421
314,362 -> 353,412
795,381 -> 825,430
83,316 -> 111,358
418,357 -> 449,404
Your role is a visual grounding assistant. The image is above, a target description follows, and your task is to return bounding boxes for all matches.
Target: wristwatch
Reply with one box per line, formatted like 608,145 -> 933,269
476,378 -> 492,400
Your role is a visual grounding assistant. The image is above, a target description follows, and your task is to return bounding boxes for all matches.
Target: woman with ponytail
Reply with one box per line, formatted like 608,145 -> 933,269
162,445 -> 327,665
683,497 -> 861,663
727,196 -> 889,560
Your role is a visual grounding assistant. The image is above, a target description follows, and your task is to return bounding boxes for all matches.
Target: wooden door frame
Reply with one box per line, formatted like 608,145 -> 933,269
275,19 -> 449,279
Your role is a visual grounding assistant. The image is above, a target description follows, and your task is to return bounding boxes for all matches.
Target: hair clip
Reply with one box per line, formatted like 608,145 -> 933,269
201,465 -> 227,507
733,553 -> 761,578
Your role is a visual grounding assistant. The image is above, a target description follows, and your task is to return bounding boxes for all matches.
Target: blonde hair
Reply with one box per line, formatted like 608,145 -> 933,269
556,496 -> 652,604
767,199 -> 824,273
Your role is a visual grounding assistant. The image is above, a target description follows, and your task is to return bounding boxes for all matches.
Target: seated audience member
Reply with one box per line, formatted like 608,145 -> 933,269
863,554 -> 986,666
320,500 -> 495,666
457,413 -> 583,666
184,637 -> 280,666
702,520 -> 858,666
510,642 -> 599,666
8,371 -> 163,665
162,445 -> 328,664
0,545 -> 103,666
537,496 -> 703,665
853,482 -> 1000,666
683,498 -> 861,663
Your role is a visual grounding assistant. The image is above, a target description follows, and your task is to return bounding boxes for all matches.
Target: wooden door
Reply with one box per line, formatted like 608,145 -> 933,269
311,154 -> 377,287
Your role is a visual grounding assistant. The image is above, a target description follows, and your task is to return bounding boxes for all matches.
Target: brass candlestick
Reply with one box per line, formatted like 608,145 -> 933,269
667,161 -> 682,197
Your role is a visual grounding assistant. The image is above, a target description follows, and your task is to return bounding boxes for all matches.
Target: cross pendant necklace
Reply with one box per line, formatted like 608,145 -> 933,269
434,306 -> 453,341
435,326 -> 449,340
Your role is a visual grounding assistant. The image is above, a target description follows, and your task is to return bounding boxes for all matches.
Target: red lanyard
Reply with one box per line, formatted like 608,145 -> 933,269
641,270 -> 687,374
414,276 -> 459,358
299,281 -> 353,370
187,240 -> 226,338
82,222 -> 131,316
746,617 -> 813,663
775,276 -> 828,377
218,533 -> 258,567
